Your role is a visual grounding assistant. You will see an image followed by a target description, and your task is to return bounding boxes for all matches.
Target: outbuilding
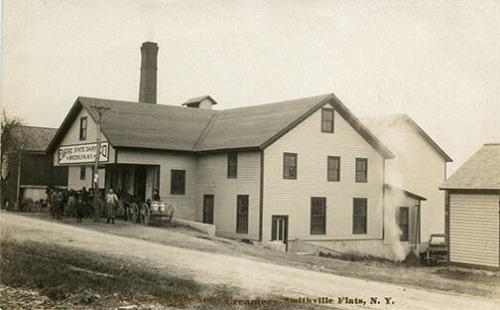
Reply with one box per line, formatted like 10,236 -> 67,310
440,143 -> 500,269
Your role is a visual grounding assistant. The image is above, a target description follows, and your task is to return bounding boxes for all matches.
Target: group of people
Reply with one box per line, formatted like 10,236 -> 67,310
47,186 -> 93,222
46,187 -> 161,224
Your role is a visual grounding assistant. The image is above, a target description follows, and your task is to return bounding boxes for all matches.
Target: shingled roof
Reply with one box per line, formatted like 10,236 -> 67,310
48,93 -> 394,158
13,126 -> 57,153
440,143 -> 500,190
361,114 -> 452,162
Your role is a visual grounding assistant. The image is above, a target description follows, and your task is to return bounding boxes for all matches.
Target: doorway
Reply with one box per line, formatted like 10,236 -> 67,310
203,195 -> 214,224
271,215 -> 289,250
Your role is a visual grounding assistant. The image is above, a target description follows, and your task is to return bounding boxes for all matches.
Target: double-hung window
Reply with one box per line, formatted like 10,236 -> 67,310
236,195 -> 249,234
321,108 -> 334,133
170,170 -> 186,195
355,158 -> 368,183
227,153 -> 238,178
310,197 -> 326,235
353,198 -> 367,234
327,156 -> 341,182
79,117 -> 87,140
283,153 -> 297,179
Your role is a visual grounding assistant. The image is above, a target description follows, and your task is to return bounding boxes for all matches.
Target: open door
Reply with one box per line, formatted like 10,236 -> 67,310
271,215 -> 289,251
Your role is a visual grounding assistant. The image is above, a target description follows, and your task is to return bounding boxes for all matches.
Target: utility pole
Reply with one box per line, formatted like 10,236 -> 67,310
90,105 -> 110,221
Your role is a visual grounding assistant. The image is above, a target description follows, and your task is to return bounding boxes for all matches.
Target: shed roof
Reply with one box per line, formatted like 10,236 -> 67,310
48,94 -> 394,158
385,184 -> 427,201
13,126 -> 57,153
440,143 -> 500,190
361,114 -> 452,162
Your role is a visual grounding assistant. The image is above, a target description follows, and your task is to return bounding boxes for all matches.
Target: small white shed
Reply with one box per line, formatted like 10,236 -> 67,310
440,143 -> 500,269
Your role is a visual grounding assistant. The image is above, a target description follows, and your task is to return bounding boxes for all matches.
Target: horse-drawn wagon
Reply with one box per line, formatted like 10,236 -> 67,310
138,200 -> 176,226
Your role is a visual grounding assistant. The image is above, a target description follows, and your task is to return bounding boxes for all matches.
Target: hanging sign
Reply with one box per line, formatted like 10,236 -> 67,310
58,141 -> 109,164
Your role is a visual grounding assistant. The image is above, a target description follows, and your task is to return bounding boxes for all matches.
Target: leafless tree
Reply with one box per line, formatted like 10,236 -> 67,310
1,109 -> 26,202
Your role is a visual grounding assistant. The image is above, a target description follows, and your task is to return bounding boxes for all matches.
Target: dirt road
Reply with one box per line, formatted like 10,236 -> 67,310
1,213 -> 498,310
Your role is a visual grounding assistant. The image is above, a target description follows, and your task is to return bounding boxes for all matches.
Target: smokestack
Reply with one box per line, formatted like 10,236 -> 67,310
139,42 -> 158,104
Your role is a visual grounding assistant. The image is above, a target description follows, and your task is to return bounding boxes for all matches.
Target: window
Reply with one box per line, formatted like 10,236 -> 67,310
203,195 -> 214,224
353,198 -> 367,234
310,197 -> 326,235
227,153 -> 238,179
79,116 -> 87,140
283,153 -> 297,179
80,166 -> 86,180
327,156 -> 341,182
398,207 -> 409,242
321,108 -> 334,133
236,195 -> 249,234
170,170 -> 185,195
355,158 -> 368,183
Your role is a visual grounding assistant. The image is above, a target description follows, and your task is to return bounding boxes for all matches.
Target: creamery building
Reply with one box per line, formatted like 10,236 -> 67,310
47,42 -> 441,259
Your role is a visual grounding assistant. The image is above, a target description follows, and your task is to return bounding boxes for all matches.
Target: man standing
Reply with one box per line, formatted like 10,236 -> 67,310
55,189 -> 64,219
105,189 -> 118,224
49,187 -> 58,219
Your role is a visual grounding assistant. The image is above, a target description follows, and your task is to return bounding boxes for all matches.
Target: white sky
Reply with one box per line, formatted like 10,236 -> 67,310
2,0 -> 500,174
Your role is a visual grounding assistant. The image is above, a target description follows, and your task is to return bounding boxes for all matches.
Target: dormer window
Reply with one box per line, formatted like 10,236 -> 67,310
79,116 -> 87,140
321,108 -> 334,133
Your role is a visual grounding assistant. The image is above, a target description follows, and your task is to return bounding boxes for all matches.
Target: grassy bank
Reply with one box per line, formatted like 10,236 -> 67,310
0,238 -> 236,309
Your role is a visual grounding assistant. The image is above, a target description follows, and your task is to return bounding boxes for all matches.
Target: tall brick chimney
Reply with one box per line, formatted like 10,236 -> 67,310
139,42 -> 158,104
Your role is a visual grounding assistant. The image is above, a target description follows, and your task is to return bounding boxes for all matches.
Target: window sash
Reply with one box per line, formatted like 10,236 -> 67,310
227,153 -> 238,178
170,170 -> 186,195
321,108 -> 334,133
283,153 -> 297,179
79,117 -> 87,140
327,156 -> 340,181
398,207 -> 409,242
353,198 -> 367,234
80,167 -> 86,180
310,197 -> 326,235
355,158 -> 368,183
236,195 -> 249,234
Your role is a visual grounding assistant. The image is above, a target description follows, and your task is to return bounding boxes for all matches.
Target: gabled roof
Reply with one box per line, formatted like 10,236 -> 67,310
13,126 -> 57,153
440,143 -> 500,190
182,95 -> 218,107
48,94 -> 394,159
361,114 -> 452,162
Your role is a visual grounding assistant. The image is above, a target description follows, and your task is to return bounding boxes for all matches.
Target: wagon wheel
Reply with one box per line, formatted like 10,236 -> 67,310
140,203 -> 150,226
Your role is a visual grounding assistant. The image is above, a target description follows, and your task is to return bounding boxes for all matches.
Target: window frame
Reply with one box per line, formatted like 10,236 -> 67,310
283,152 -> 298,180
227,152 -> 238,179
355,158 -> 368,183
398,207 -> 410,242
170,169 -> 186,195
327,156 -> 341,182
353,198 -> 368,234
321,108 -> 335,133
79,116 -> 88,141
310,197 -> 327,235
236,195 -> 249,234
80,166 -> 86,180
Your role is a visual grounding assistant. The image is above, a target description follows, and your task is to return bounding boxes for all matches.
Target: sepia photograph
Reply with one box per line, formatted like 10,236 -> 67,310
1,0 -> 499,309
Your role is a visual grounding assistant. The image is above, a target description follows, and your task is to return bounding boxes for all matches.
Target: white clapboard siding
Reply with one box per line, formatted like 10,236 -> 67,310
449,193 -> 499,268
118,149 -> 197,221
53,107 -> 115,166
196,152 -> 261,240
263,104 -> 385,241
